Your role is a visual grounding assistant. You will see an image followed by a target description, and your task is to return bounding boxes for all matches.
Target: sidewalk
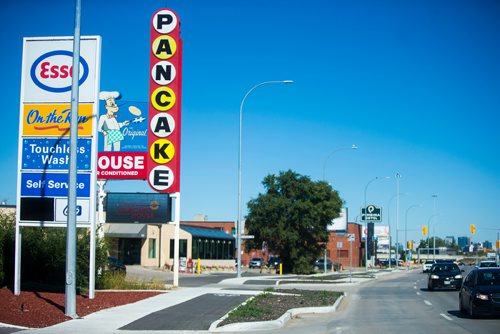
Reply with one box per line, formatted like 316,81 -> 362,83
12,268 -> 409,333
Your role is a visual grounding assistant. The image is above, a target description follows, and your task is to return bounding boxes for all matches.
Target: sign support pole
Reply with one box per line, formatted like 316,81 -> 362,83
65,0 -> 82,318
172,192 -> 180,287
14,225 -> 21,295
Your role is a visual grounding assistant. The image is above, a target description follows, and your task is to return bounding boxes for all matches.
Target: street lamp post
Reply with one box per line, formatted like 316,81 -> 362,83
404,204 -> 422,267
237,80 -> 293,278
387,192 -> 407,269
363,176 -> 390,271
322,144 -> 358,181
432,195 -> 438,259
427,214 -> 439,259
322,144 -> 358,273
395,173 -> 401,269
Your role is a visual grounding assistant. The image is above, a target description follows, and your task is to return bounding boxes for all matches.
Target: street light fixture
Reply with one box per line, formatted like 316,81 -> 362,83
363,176 -> 390,271
387,192 -> 408,269
427,213 -> 439,259
322,144 -> 358,181
237,80 -> 293,278
404,204 -> 422,267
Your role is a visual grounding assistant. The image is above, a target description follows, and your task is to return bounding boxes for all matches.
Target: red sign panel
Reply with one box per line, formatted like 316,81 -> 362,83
147,8 -> 182,193
97,152 -> 148,179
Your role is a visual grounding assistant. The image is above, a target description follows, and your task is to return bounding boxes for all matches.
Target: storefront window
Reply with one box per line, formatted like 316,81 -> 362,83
148,238 -> 156,259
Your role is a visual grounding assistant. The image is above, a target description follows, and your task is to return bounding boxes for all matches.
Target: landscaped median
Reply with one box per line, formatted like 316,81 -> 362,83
210,289 -> 344,332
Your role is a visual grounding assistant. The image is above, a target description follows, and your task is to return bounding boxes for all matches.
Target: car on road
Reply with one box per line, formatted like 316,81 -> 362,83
107,256 -> 126,274
248,257 -> 263,268
427,262 -> 463,291
459,267 -> 500,318
267,256 -> 281,268
477,261 -> 499,268
422,259 -> 436,273
313,258 -> 334,271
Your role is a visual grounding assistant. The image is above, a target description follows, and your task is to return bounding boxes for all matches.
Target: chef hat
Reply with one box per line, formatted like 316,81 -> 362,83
98,91 -> 121,101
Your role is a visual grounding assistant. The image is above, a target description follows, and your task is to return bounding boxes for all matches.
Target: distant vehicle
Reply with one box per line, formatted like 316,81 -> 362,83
477,261 -> 498,268
267,256 -> 281,268
107,256 -> 126,274
436,259 -> 455,263
313,258 -> 334,271
427,262 -> 463,291
249,257 -> 263,269
422,260 -> 436,273
459,267 -> 500,317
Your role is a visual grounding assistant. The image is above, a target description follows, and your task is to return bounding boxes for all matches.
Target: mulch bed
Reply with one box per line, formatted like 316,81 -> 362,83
0,287 -> 163,328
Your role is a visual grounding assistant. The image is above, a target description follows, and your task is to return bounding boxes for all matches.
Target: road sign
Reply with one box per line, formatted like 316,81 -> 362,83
348,234 -> 355,242
242,235 -> 255,240
361,205 -> 382,221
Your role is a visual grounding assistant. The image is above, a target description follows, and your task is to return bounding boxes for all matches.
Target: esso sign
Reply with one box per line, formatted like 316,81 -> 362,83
30,50 -> 89,93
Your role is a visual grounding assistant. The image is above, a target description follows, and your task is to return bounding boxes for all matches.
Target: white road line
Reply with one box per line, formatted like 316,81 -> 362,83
413,286 -> 417,289
424,300 -> 432,306
416,292 -> 421,296
440,313 -> 453,321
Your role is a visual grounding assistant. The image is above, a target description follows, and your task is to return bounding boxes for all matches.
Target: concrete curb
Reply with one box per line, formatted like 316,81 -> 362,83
209,293 -> 345,332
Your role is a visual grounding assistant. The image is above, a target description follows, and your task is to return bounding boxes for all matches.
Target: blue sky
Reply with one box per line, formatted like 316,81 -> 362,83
1,0 -> 499,246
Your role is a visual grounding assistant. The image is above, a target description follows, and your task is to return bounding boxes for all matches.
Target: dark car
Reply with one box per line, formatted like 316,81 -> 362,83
427,262 -> 463,291
313,258 -> 334,271
267,256 -> 281,268
459,268 -> 500,318
249,257 -> 263,268
477,261 -> 499,268
107,256 -> 126,274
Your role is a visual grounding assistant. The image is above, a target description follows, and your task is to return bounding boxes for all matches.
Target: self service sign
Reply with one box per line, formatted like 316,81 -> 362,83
16,36 -> 101,227
147,9 -> 182,193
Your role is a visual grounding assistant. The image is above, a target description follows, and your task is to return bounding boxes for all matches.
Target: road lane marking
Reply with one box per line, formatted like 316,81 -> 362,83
424,300 -> 432,306
413,286 -> 417,289
416,292 -> 421,296
440,313 -> 452,321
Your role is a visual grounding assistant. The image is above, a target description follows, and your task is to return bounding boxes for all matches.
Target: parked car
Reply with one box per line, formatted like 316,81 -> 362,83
427,262 -> 463,291
249,257 -> 263,269
459,267 -> 500,317
422,259 -> 436,273
267,256 -> 281,268
477,261 -> 499,268
107,256 -> 126,274
313,258 -> 334,271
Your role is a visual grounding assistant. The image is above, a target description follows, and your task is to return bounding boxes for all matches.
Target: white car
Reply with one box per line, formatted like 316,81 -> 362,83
422,260 -> 436,272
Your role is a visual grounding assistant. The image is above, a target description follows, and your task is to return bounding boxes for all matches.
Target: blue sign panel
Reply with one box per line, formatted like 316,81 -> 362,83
97,100 -> 148,153
20,172 -> 91,197
21,138 -> 92,170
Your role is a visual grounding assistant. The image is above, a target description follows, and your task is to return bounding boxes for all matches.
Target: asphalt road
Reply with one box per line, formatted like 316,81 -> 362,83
238,268 -> 500,334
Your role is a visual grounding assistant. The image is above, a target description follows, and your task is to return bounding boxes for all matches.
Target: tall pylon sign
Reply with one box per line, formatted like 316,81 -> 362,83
147,9 -> 182,193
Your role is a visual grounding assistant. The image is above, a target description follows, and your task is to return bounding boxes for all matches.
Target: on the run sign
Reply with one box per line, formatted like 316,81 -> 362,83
147,9 -> 182,193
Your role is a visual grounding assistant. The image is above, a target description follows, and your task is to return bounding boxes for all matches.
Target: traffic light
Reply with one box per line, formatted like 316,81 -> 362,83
407,241 -> 413,250
496,240 -> 500,249
470,224 -> 476,234
422,225 -> 428,236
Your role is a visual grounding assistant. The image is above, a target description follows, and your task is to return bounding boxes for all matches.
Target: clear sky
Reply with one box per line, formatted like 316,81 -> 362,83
1,0 -> 499,247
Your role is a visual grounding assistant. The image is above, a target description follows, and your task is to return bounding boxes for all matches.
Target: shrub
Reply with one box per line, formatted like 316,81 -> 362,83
0,214 -> 107,292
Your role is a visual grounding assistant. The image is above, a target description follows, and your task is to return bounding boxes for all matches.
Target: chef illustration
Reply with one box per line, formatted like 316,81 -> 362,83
98,91 -> 130,151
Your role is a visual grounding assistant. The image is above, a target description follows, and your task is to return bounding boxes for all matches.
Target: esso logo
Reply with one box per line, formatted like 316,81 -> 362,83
30,50 -> 89,93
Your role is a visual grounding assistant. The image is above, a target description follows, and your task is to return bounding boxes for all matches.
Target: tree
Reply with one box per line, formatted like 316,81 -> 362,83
246,170 -> 342,274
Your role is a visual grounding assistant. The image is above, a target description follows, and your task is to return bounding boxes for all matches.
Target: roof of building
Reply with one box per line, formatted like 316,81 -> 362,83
180,225 -> 234,240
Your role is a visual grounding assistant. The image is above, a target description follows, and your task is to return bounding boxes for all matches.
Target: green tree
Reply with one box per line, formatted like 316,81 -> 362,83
246,170 -> 342,274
